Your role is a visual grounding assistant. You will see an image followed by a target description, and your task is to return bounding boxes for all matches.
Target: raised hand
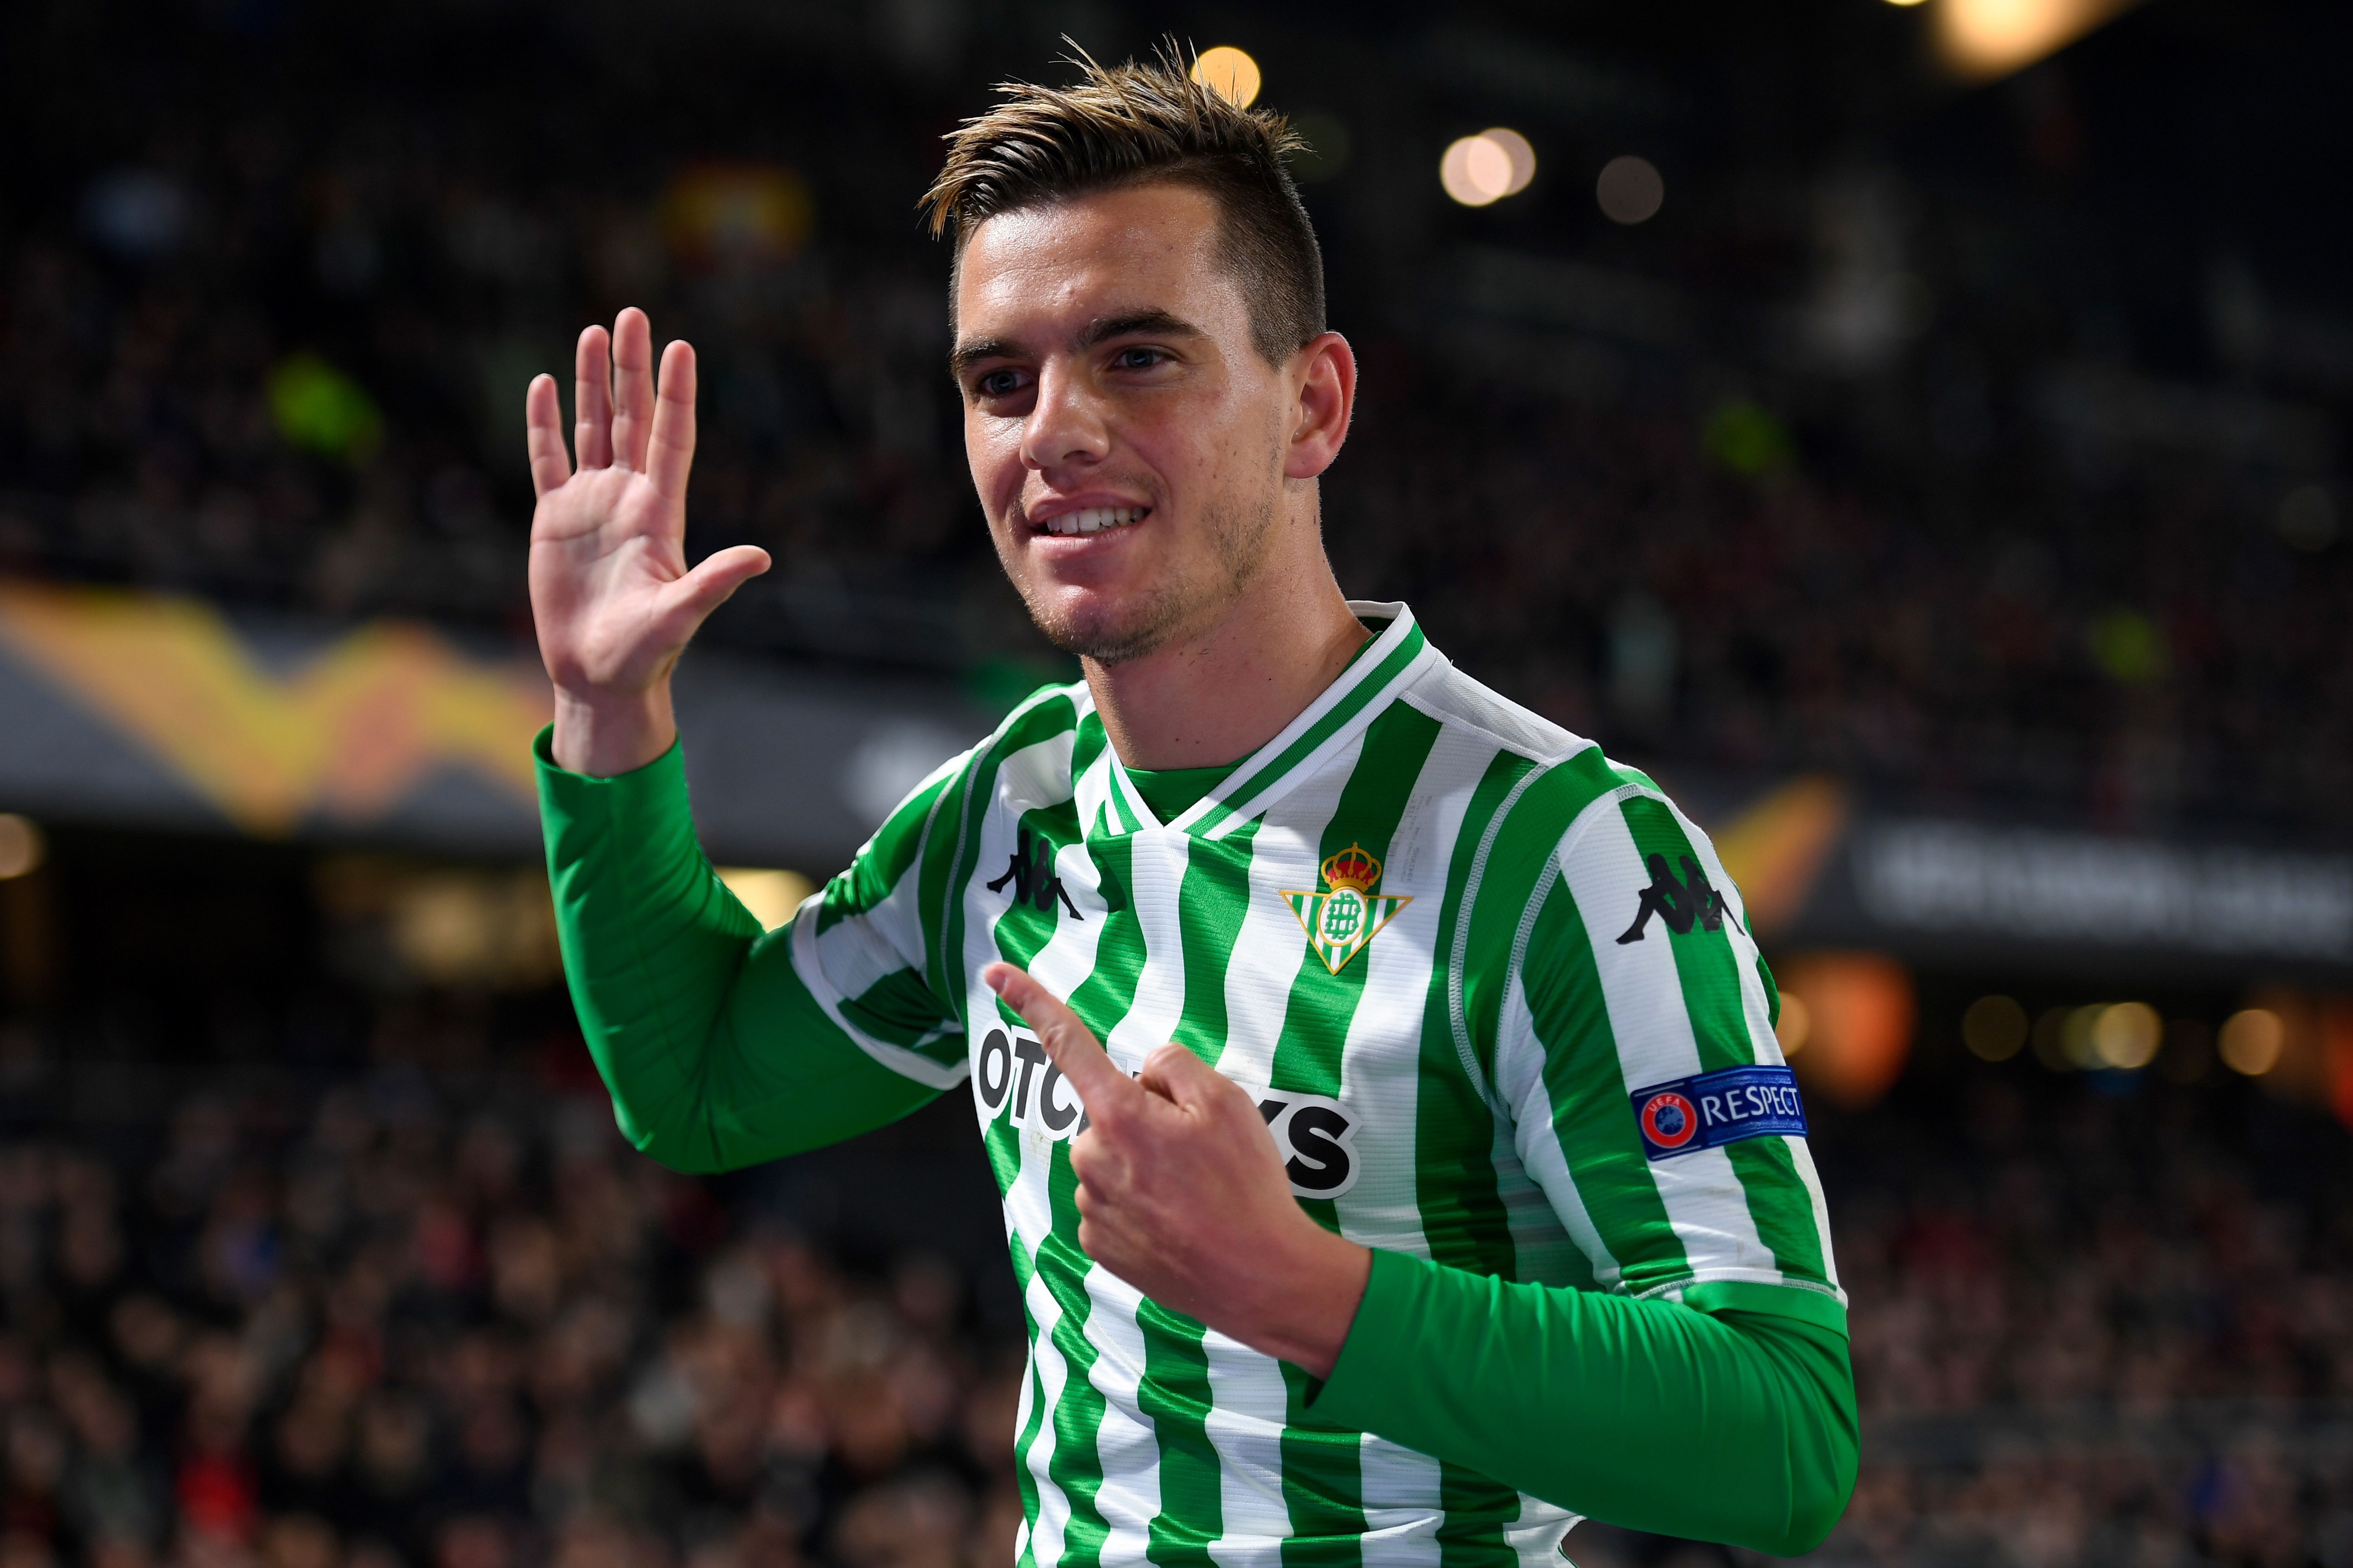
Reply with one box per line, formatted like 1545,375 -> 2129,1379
526,308 -> 772,776
981,962 -> 1371,1376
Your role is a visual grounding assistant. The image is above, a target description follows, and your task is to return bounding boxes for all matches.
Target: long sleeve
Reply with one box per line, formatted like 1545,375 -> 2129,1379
1331,756 -> 1859,1552
537,727 -> 969,1173
1311,1253 -> 1856,1555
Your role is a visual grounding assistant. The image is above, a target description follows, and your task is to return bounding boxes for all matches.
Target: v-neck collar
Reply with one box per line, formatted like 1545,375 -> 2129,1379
1092,602 -> 1444,840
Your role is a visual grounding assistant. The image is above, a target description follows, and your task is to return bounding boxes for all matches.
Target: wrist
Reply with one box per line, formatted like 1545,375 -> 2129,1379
550,682 -> 678,777
1238,1225 -> 1371,1379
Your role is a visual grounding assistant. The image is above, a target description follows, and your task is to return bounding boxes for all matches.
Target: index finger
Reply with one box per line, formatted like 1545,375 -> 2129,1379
983,963 -> 1141,1117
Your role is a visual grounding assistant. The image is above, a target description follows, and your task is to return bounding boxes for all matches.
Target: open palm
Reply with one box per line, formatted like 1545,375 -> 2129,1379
525,308 -> 770,771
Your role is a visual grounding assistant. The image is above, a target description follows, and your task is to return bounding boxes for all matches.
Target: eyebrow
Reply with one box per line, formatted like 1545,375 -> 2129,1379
1076,308 -> 1204,350
949,336 -> 1017,376
949,308 -> 1207,377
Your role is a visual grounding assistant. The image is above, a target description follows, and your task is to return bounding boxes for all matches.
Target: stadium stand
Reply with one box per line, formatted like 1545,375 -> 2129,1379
5,4 -> 2351,832
0,1006 -> 2341,1568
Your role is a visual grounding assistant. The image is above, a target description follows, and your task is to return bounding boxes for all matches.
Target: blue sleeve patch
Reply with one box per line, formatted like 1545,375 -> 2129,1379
1629,1065 -> 1807,1161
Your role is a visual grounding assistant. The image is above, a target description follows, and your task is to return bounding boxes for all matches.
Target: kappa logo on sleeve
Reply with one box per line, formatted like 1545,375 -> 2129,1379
1615,853 -> 1730,944
1628,1065 -> 1807,1161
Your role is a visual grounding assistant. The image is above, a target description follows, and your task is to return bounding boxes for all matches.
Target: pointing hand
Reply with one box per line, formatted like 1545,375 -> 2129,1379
981,961 -> 1370,1376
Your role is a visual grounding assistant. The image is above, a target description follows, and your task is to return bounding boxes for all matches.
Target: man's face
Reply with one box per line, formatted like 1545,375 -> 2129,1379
952,183 -> 1294,664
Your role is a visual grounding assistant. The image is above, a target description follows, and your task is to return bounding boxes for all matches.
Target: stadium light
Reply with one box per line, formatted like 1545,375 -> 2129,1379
1191,46 -> 1261,108
1936,0 -> 2145,82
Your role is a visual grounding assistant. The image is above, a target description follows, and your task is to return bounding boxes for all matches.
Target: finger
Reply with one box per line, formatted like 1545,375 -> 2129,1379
1137,1042 -> 1231,1108
574,326 -> 613,470
652,545 -> 771,637
524,374 -> 571,499
646,338 -> 699,503
611,307 -> 656,473
983,964 -> 1142,1117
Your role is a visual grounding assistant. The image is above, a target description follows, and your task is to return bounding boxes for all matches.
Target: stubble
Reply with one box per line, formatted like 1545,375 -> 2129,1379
1019,482 -> 1280,666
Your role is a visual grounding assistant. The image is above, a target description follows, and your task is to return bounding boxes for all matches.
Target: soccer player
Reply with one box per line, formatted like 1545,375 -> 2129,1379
523,51 -> 1856,1566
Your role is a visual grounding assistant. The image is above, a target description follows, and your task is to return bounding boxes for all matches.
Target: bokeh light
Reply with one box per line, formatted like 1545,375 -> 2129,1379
1937,0 -> 2142,82
2219,1008 -> 2285,1076
1778,952 -> 1914,1109
1191,46 -> 1261,108
2060,1004 -> 2106,1068
1962,994 -> 2029,1061
1482,128 -> 1536,195
2091,1001 -> 2161,1070
1596,155 -> 1665,224
0,815 -> 42,880
1440,135 -> 1514,207
660,162 -> 812,271
1775,992 -> 1812,1056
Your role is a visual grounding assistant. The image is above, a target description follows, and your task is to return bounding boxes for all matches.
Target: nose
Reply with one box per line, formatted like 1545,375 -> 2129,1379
1019,359 -> 1110,475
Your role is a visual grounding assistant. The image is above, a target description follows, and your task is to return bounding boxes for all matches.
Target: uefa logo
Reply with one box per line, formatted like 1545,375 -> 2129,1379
1639,1091 -> 1700,1150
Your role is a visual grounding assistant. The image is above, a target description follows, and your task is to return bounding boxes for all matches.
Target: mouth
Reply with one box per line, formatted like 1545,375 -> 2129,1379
1031,505 -> 1149,539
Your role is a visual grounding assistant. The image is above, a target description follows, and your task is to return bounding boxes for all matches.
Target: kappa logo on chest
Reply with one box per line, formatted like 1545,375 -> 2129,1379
987,827 -> 1082,920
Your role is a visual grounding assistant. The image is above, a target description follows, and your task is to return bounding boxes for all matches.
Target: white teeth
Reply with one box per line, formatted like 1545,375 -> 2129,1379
1043,507 -> 1144,537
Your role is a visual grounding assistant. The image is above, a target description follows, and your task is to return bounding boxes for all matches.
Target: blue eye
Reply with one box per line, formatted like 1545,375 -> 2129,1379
977,369 -> 1025,397
1114,347 -> 1167,370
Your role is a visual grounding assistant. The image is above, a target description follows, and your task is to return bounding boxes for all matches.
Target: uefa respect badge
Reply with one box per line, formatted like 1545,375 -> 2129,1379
1629,1065 -> 1808,1161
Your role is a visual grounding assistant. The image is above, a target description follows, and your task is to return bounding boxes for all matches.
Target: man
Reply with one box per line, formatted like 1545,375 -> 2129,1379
524,51 -> 1855,1566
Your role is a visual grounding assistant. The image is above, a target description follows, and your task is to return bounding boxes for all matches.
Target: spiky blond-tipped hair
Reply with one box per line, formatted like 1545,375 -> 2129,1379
920,42 -> 1325,365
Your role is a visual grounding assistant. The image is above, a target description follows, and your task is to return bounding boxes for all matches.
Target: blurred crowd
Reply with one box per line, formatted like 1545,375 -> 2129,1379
1326,376 -> 2353,838
0,1002 -> 2340,1568
5,9 -> 2353,831
0,1057 -> 1023,1568
0,12 -> 972,639
1810,1077 -> 2353,1568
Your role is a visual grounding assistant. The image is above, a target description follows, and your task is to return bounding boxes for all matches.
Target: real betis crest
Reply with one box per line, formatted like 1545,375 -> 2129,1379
1282,843 -> 1412,976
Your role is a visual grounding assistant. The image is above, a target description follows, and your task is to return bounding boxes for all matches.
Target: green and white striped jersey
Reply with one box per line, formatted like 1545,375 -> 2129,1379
787,603 -> 1843,1568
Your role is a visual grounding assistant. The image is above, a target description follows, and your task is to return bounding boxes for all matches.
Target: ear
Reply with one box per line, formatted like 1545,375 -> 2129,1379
1283,332 -> 1356,481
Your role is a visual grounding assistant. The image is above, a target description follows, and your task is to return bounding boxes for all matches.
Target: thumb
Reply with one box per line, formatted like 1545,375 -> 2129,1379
656,545 -> 771,634
983,963 -> 1140,1119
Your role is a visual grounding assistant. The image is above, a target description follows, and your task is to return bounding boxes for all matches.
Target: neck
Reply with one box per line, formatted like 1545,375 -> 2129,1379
1084,550 -> 1370,772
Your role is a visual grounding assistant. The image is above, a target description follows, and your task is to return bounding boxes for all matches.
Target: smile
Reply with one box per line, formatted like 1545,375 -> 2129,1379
1036,506 -> 1148,538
